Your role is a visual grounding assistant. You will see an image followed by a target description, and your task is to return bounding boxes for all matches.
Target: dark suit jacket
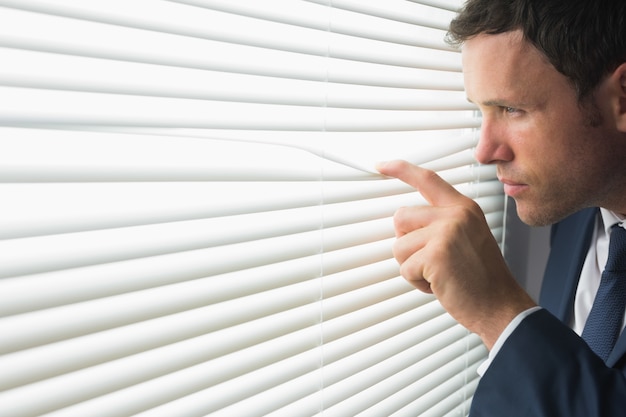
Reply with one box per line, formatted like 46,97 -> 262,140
470,208 -> 626,416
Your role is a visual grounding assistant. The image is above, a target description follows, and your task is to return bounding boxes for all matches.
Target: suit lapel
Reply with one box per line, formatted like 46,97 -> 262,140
539,208 -> 598,323
539,208 -> 626,369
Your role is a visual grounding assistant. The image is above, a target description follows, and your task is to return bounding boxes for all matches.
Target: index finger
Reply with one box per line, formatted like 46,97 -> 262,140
376,160 -> 464,207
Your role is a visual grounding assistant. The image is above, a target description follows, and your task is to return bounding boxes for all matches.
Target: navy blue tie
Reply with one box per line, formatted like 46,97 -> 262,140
581,224 -> 626,362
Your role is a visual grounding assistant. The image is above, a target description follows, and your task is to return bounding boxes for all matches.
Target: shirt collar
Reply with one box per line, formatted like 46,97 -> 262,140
600,208 -> 625,234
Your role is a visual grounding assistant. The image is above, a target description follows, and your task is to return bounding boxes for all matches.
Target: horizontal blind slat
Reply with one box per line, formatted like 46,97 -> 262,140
0,283 -> 458,415
322,305 -> 456,369
0,1 -> 333,58
305,0 -> 456,30
321,288 -> 434,342
0,86 -> 476,131
170,0 -> 453,50
0,126 -> 480,182
0,289 -> 326,392
0,177 -> 499,240
0,259 -> 402,391
0,4 -> 461,70
313,326 -> 480,417
0,1 -> 488,416
410,370 -> 480,417
407,0 -> 462,13
365,344 -> 484,417
0,272 -> 325,353
440,394 -> 476,417
0,190 -> 502,279
0,48 -> 468,109
2,292 -> 440,416
209,329 -> 470,416
153,128 -> 478,166
0,239 -> 395,321
264,312 -> 459,416
112,304 -> 456,417
0,315 -> 325,417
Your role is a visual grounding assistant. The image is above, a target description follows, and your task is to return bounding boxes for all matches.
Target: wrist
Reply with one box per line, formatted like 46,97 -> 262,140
477,297 -> 538,350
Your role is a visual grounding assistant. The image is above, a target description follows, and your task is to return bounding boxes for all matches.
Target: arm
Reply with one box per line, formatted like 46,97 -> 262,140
377,161 -> 626,416
471,308 -> 626,417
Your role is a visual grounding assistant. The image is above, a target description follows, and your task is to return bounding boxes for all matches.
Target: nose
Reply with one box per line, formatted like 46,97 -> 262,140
474,117 -> 514,165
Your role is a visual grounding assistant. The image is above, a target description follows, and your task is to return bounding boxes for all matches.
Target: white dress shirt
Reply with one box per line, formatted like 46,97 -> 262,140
570,209 -> 626,335
478,209 -> 626,376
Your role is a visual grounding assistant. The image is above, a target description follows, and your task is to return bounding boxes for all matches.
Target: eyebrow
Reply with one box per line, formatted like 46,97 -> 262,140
466,97 -> 525,108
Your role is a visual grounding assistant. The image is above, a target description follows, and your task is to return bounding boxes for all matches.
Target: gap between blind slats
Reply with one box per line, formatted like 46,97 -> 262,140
0,180 -> 502,242
0,264 -> 408,392
198,314 -> 461,417
0,230 -> 391,319
291,328 -> 481,417
441,395 -> 476,417
0,215 -> 391,280
0,0 -> 452,52
407,0 -> 461,13
266,313 -> 459,416
0,50 -> 462,93
0,144 -> 490,184
322,295 -> 446,356
0,128 -> 486,182
0,5 -> 460,71
100,309 -> 460,417
170,0 -> 452,50
224,312 -> 454,416
2,0 -> 452,42
0,49 -> 467,109
317,340 -> 484,417
0,6 -> 464,88
378,360 -> 481,417
0,315 -> 322,417
0,291 -> 443,417
137,128 -> 476,167
411,373 -> 480,417
0,239 -> 395,352
0,191 -> 503,280
0,86 -> 476,132
0,0 -> 488,416
4,280 -> 426,397
0,207 -> 503,322
303,0 -> 455,30
0,127 -> 479,182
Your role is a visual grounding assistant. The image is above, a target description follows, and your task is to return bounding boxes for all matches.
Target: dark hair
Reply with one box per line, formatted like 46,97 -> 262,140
446,0 -> 626,101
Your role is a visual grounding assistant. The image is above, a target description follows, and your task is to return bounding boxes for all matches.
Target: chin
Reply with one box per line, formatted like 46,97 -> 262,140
515,202 -> 574,227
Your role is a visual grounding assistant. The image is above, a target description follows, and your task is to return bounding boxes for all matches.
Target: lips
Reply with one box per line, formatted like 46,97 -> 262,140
499,177 -> 528,197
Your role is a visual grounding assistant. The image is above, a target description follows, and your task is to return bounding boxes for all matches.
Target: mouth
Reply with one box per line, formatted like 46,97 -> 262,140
499,177 -> 529,198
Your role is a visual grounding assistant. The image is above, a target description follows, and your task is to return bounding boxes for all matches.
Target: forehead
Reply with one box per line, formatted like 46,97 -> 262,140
461,31 -> 566,105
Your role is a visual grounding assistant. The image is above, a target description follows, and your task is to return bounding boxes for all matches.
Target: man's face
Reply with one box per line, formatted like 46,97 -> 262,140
463,30 -> 624,226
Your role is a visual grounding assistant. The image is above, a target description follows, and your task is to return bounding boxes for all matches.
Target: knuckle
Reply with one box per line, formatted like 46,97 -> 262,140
392,234 -> 415,264
391,238 -> 404,262
393,206 -> 412,230
417,168 -> 438,184
399,259 -> 420,281
449,202 -> 483,226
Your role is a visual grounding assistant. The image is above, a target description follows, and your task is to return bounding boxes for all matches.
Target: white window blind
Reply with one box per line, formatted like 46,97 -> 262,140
0,1 -> 497,416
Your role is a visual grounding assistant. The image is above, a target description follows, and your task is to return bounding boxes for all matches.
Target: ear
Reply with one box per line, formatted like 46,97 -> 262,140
612,63 -> 626,132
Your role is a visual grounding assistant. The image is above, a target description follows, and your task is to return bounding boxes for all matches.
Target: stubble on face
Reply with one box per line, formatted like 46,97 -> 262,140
511,108 -> 617,228
463,32 -> 622,227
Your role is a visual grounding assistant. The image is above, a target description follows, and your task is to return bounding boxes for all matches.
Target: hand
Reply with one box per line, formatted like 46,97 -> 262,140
377,160 -> 536,349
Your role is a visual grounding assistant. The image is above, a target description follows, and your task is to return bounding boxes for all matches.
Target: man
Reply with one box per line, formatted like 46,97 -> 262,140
377,0 -> 626,415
